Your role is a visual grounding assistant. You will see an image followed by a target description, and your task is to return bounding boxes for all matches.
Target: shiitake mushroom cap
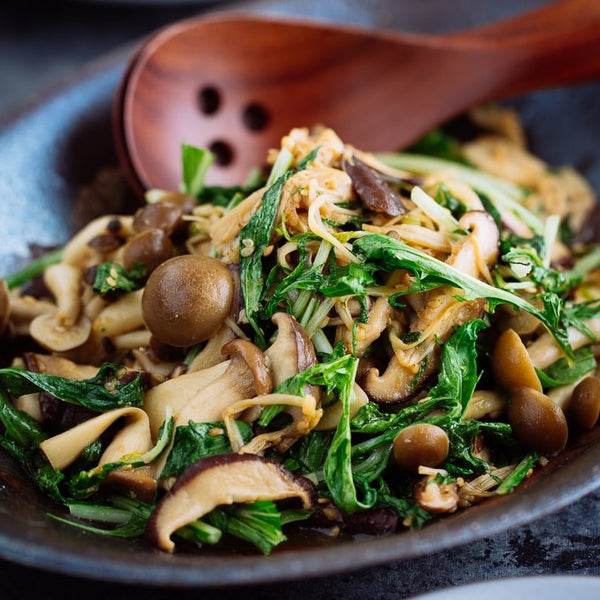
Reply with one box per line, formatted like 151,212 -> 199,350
142,254 -> 233,347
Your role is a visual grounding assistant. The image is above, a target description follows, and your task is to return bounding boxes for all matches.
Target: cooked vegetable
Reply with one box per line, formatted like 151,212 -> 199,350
146,453 -> 315,552
1,110 -> 599,554
141,254 -> 234,347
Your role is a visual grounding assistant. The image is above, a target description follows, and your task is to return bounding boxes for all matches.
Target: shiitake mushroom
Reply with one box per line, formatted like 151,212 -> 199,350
141,254 -> 234,347
392,423 -> 450,472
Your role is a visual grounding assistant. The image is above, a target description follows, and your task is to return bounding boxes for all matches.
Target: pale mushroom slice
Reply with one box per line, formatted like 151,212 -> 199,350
363,211 -> 499,403
40,406 -> 153,471
30,263 -> 92,352
40,406 -> 161,501
146,453 -> 316,552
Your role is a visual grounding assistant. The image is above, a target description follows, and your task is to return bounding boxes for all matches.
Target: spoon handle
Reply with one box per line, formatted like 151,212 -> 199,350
437,0 -> 600,97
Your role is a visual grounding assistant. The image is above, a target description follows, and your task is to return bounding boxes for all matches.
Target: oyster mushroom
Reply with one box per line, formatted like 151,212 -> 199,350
30,263 -> 92,352
146,453 -> 316,552
265,312 -> 319,394
146,339 -> 272,437
363,211 -> 498,403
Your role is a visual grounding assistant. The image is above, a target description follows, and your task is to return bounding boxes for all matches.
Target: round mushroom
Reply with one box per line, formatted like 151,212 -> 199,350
508,387 -> 568,453
141,254 -> 234,347
492,328 -> 542,392
393,423 -> 450,472
567,376 -> 600,430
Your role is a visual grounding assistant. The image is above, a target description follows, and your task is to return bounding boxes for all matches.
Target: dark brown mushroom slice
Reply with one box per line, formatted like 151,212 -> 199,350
341,154 -> 408,216
146,453 -> 316,552
132,200 -> 185,235
221,338 -> 273,396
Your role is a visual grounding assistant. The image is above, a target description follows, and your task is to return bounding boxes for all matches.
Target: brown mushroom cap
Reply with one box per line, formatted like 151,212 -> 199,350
142,254 -> 233,347
393,423 -> 450,472
492,328 -> 542,393
122,229 -> 173,274
567,376 -> 600,430
145,453 -> 316,552
508,387 -> 568,453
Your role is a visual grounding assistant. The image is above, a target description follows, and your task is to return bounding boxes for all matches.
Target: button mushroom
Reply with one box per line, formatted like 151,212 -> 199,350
567,376 -> 600,430
145,453 -> 316,552
141,254 -> 234,347
392,423 -> 450,472
508,387 -> 568,453
492,328 -> 542,392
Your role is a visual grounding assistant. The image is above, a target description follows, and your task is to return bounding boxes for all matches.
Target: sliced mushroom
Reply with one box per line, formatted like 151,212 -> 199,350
186,323 -> 236,372
30,263 -> 92,352
363,211 -> 498,403
265,313 -> 319,394
145,453 -> 316,552
339,296 -> 391,357
143,360 -> 230,436
414,468 -> 459,514
341,154 -> 407,216
93,288 -> 145,338
40,406 -> 152,470
158,339 -> 272,432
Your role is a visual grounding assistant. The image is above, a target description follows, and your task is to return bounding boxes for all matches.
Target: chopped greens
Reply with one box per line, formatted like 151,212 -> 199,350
2,116 -> 600,557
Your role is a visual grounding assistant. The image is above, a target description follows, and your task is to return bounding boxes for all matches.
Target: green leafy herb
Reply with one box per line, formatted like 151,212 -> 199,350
537,347 -> 596,388
0,363 -> 144,412
160,420 -> 253,480
353,233 -> 574,358
181,144 -> 214,197
92,261 -> 146,297
239,149 -> 318,347
208,500 -> 288,555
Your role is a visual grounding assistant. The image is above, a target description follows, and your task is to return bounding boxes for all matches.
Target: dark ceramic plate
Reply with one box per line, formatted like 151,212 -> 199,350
0,0 -> 599,588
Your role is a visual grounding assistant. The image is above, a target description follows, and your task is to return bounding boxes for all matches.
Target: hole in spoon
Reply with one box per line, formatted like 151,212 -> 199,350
242,103 -> 270,131
208,140 -> 234,166
198,86 -> 221,115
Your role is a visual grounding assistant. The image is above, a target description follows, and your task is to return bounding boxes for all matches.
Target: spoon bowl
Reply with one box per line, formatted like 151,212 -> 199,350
115,0 -> 600,193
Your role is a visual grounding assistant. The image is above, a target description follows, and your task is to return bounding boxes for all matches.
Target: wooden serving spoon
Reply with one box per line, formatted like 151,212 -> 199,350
114,0 -> 600,194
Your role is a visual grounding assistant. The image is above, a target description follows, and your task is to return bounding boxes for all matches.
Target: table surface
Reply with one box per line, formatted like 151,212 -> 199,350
1,1 -> 600,598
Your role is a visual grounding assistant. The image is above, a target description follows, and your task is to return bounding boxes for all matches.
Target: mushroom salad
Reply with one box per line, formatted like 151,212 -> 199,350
1,106 -> 600,554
